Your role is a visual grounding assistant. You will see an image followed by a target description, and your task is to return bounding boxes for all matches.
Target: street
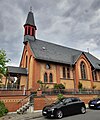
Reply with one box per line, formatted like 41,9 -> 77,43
33,109 -> 100,120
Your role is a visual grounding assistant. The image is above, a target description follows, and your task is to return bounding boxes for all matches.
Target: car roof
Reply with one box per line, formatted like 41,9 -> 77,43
61,97 -> 80,100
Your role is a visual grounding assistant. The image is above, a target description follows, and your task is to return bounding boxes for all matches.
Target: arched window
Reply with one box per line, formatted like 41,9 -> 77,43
67,67 -> 70,79
92,71 -> 97,81
80,61 -> 86,79
25,27 -> 27,35
63,67 -> 66,78
25,56 -> 28,68
44,73 -> 48,83
49,73 -> 53,83
28,27 -> 30,35
32,28 -> 34,36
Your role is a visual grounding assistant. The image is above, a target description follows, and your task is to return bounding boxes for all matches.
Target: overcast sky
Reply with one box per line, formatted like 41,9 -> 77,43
0,0 -> 100,66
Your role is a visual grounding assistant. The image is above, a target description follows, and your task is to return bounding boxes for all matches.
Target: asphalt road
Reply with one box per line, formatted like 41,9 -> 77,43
33,109 -> 100,120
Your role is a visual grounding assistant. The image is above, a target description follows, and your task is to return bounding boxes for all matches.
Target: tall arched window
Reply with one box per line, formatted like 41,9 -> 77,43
44,73 -> 48,83
25,56 -> 28,68
63,67 -> 66,78
67,67 -> 70,79
49,73 -> 53,83
80,61 -> 86,79
92,71 -> 97,81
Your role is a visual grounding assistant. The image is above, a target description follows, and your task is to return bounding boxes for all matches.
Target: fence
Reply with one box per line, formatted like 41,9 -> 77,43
41,89 -> 100,95
0,90 -> 30,96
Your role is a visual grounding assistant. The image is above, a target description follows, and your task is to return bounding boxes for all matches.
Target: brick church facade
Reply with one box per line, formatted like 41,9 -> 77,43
7,10 -> 100,91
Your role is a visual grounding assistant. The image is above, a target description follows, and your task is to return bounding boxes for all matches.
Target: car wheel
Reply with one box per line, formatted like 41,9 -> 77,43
56,110 -> 63,119
81,106 -> 86,114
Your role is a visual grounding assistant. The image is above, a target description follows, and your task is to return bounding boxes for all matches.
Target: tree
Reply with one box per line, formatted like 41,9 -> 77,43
0,49 -> 10,79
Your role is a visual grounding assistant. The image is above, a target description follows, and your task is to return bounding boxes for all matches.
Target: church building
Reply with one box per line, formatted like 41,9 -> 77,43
8,10 -> 100,91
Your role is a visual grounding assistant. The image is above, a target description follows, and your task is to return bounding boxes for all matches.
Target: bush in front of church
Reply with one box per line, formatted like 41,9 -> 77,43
54,83 -> 65,90
0,101 -> 8,117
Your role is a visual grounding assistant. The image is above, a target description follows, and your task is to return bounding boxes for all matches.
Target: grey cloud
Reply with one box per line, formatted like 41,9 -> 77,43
0,0 -> 100,66
63,0 -> 80,18
90,0 -> 100,10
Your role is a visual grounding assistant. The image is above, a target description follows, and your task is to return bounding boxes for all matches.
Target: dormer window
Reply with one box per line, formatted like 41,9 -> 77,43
42,47 -> 46,50
46,64 -> 50,69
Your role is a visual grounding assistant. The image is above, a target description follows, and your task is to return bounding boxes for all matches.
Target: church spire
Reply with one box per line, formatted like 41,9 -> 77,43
24,8 -> 37,40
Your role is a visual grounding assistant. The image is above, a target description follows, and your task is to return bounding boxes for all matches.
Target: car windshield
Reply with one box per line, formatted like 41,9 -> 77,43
53,99 -> 64,105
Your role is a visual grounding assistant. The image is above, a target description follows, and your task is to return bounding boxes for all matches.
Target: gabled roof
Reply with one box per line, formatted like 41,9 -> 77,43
26,37 -> 100,70
7,66 -> 28,76
85,53 -> 100,69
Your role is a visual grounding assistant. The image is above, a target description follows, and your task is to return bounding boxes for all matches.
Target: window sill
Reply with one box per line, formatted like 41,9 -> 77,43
93,80 -> 100,82
60,78 -> 74,80
79,79 -> 90,81
43,82 -> 56,84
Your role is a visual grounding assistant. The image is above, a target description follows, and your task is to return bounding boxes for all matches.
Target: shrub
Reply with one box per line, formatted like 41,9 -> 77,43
92,85 -> 96,89
0,101 -> 8,117
78,82 -> 83,90
37,80 -> 48,91
57,94 -> 64,100
97,95 -> 100,98
54,83 -> 65,89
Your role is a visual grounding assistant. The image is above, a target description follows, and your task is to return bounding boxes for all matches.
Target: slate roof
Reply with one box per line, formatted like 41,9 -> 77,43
26,38 -> 100,70
25,11 -> 37,30
7,66 -> 28,76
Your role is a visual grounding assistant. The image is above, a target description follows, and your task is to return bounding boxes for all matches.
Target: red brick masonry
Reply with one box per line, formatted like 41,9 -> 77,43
0,94 -> 98,112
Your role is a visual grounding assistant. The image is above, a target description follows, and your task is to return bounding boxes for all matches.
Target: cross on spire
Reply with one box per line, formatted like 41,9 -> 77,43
30,6 -> 32,12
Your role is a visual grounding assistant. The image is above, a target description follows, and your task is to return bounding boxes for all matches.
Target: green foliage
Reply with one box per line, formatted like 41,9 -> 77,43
0,101 -> 8,117
78,82 -> 83,90
0,84 -> 5,88
0,49 -> 10,78
37,80 -> 42,85
37,80 -> 49,90
57,94 -> 64,100
97,95 -> 100,98
54,83 -> 65,89
92,85 -> 96,89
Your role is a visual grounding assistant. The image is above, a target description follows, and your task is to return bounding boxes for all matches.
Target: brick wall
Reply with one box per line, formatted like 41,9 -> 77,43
34,94 -> 98,111
0,95 -> 28,112
0,94 -> 99,112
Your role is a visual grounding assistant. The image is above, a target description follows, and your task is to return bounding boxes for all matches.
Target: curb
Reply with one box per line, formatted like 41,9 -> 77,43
0,111 -> 43,120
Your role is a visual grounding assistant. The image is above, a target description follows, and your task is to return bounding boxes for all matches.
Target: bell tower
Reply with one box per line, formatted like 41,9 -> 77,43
24,8 -> 37,43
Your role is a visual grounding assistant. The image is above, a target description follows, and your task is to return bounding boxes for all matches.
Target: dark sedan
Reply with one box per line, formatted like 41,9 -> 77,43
88,98 -> 100,109
42,97 -> 86,119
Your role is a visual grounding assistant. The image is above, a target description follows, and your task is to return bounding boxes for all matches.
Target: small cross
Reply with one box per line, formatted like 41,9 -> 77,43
30,6 -> 32,11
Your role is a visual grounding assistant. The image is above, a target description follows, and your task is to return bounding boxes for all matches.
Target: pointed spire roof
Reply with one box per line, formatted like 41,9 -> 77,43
25,10 -> 37,30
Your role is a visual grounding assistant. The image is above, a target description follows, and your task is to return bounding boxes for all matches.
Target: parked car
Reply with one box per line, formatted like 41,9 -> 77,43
88,98 -> 100,109
42,97 -> 86,119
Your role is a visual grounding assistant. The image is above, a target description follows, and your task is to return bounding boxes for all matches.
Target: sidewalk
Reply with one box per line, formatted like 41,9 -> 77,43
0,111 -> 42,120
